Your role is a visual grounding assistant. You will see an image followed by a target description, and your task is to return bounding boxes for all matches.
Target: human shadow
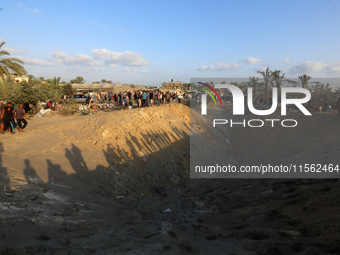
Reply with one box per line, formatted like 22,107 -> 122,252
65,143 -> 89,175
0,142 -> 9,186
23,159 -> 39,183
47,159 -> 68,184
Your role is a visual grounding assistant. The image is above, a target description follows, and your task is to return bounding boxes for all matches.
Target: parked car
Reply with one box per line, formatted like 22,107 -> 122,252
67,94 -> 89,103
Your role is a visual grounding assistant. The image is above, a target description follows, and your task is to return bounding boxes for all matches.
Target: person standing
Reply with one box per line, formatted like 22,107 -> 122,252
142,91 -> 147,107
150,91 -> 154,106
118,92 -> 122,105
157,91 -> 161,106
0,101 -> 5,132
15,104 -> 28,132
178,91 -> 183,104
2,103 -> 15,134
146,92 -> 150,107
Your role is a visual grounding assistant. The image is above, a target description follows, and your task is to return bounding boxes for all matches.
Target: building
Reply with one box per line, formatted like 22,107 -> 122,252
1,73 -> 28,83
162,79 -> 182,90
71,83 -> 146,94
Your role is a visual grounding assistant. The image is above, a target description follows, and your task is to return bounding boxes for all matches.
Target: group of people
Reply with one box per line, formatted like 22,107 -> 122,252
121,90 -> 184,109
84,90 -> 185,110
0,102 -> 28,134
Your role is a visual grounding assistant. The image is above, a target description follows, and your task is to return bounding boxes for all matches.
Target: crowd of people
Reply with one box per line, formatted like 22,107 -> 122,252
85,90 -> 186,110
0,90 -> 186,134
0,101 -> 28,135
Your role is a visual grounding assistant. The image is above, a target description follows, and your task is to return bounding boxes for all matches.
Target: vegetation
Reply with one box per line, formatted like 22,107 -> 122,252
298,74 -> 312,88
257,67 -> 273,99
0,41 -> 27,80
70,76 -> 86,84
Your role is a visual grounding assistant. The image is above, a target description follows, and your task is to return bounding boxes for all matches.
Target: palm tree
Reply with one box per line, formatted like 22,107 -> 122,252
46,76 -> 61,90
257,67 -> 273,99
298,74 -> 311,88
245,76 -> 261,99
271,70 -> 285,90
70,76 -> 85,84
0,41 -> 27,80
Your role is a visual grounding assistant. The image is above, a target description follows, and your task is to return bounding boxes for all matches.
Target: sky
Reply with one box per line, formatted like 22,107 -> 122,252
1,0 -> 340,86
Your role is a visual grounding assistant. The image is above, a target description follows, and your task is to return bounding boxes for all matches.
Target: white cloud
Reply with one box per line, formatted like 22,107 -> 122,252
51,51 -> 99,66
17,56 -> 55,66
326,62 -> 340,74
198,62 -> 239,71
124,67 -> 150,74
0,37 -> 7,42
92,49 -> 112,59
289,61 -> 327,74
91,49 -> 148,66
3,47 -> 28,54
284,58 -> 291,64
68,54 -> 99,66
51,51 -> 68,63
33,9 -> 41,14
240,57 -> 263,64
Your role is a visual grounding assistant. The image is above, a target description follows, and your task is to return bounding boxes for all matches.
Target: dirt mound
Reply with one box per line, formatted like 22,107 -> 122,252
1,103 -> 340,254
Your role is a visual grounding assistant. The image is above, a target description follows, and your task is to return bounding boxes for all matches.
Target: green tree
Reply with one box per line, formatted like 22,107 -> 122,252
61,83 -> 75,95
46,76 -> 61,90
271,70 -> 285,90
0,75 -> 15,100
70,76 -> 86,84
0,41 -> 27,80
9,81 -> 44,106
257,67 -> 273,99
298,74 -> 312,88
245,76 -> 262,99
107,80 -> 113,84
27,74 -> 41,86
101,79 -> 107,84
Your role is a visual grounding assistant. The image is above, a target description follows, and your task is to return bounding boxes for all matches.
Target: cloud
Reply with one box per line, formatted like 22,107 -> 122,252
68,54 -> 99,66
3,47 -> 28,54
289,61 -> 327,74
91,49 -> 148,66
51,51 -> 68,63
198,62 -> 240,71
0,37 -> 7,42
32,8 -> 41,14
240,57 -> 263,64
284,58 -> 291,64
326,62 -> 340,74
51,51 -> 99,66
91,49 -> 112,59
123,67 -> 150,74
17,57 -> 55,66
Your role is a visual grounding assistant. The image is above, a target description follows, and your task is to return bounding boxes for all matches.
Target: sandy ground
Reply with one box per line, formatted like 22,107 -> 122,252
1,103 -> 340,254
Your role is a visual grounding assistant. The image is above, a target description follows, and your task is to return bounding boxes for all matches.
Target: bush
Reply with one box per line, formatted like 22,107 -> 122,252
59,101 -> 79,116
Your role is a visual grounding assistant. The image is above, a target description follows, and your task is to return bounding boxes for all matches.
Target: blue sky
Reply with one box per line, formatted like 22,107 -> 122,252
1,0 -> 340,86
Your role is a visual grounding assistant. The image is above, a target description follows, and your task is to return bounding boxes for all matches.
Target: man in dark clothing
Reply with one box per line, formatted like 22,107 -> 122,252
0,101 -> 5,132
2,103 -> 15,134
118,92 -> 122,105
15,104 -> 28,132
